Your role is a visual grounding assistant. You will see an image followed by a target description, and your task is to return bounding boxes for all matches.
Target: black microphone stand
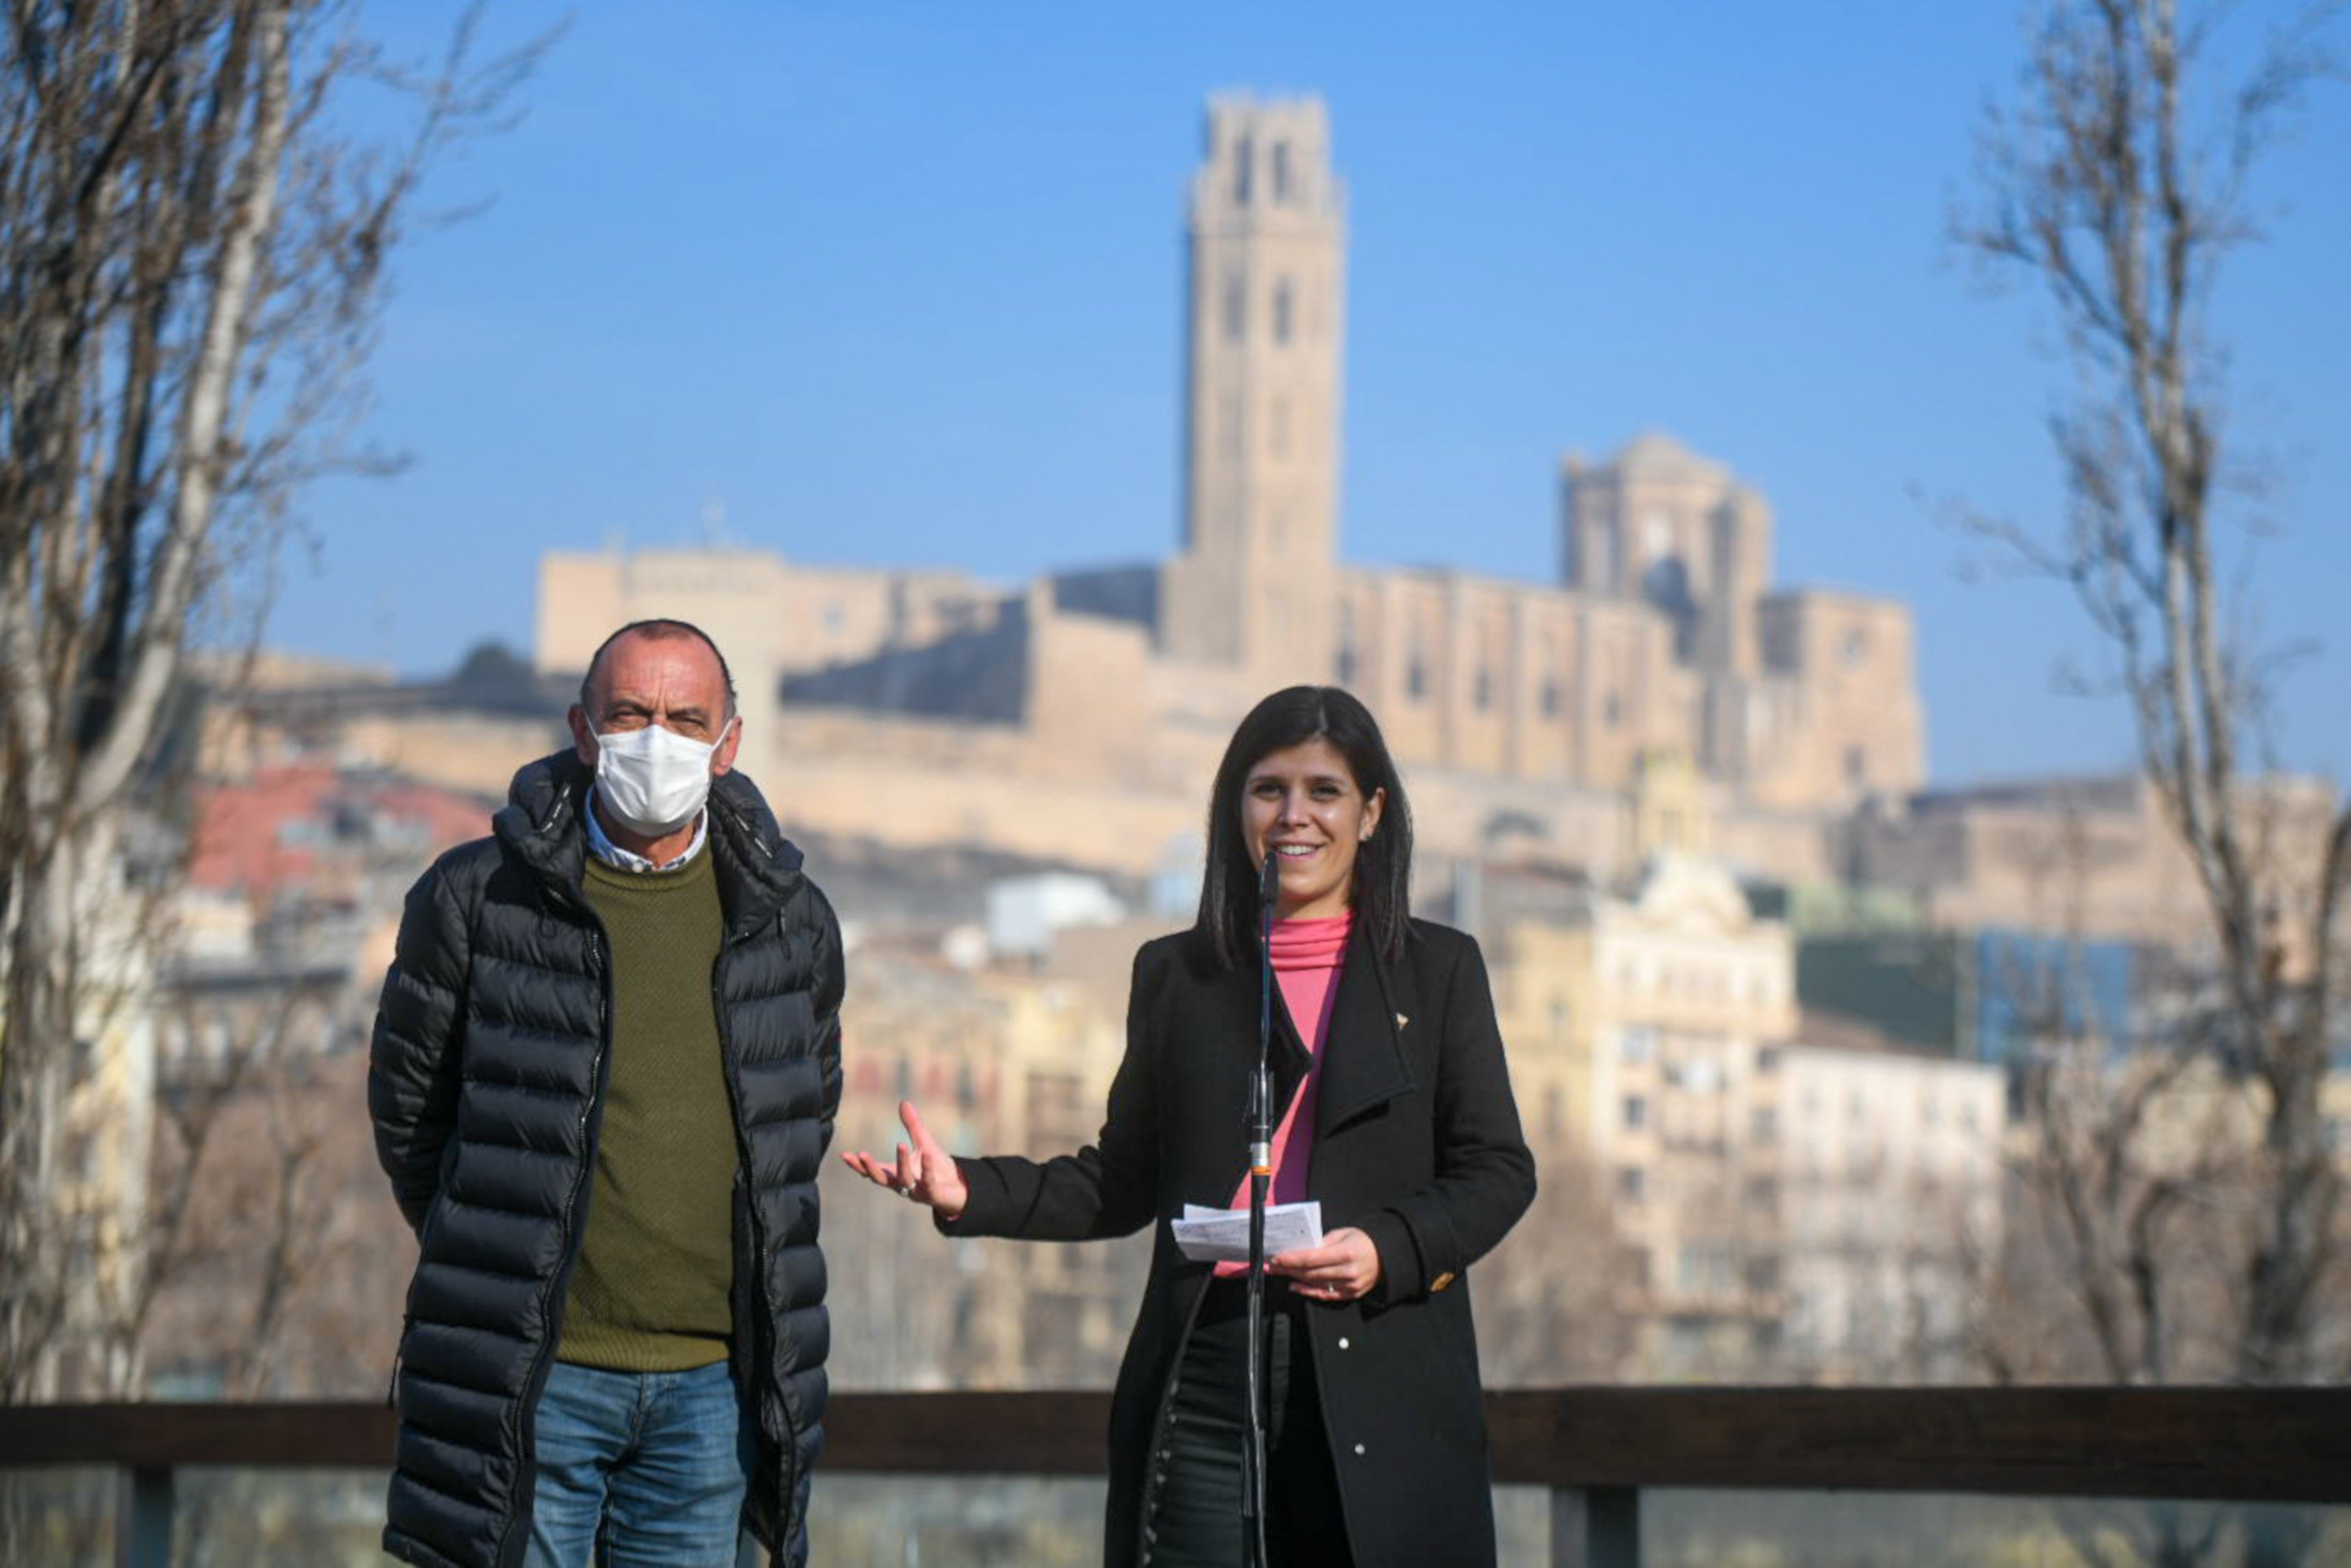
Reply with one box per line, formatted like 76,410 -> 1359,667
1241,850 -> 1278,1568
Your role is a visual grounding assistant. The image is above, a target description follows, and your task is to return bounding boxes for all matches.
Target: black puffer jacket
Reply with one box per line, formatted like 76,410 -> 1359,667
368,752 -> 844,1568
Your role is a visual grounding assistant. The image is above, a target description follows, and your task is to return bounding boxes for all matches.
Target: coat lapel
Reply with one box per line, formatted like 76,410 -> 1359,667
1314,919 -> 1418,1135
1199,938 -> 1314,1144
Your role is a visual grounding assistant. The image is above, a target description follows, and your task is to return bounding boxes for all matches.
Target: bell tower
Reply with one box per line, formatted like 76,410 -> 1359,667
1160,95 -> 1346,682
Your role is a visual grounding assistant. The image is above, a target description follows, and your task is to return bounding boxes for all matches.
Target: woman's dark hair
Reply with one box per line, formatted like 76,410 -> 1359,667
1197,685 -> 1414,968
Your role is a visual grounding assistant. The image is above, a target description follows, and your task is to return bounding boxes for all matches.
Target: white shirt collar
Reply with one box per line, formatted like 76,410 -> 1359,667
584,785 -> 710,873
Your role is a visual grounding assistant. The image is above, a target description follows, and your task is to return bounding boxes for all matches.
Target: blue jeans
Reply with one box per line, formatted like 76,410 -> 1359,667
525,1358 -> 756,1567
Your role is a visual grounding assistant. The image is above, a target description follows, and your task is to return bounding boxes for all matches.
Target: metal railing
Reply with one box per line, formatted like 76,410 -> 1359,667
4,1386 -> 2348,1566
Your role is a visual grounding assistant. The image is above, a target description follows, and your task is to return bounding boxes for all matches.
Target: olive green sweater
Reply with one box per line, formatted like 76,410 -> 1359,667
559,849 -> 736,1371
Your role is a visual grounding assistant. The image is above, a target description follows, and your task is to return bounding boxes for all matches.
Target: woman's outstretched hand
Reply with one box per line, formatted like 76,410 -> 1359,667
1269,1227 -> 1382,1303
840,1099 -> 970,1220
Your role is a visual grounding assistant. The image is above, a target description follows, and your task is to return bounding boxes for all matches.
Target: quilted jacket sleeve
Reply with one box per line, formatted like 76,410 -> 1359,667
367,858 -> 474,1233
810,886 -> 847,1155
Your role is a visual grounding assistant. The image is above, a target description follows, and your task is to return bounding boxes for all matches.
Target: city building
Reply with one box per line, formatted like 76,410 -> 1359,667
1794,926 -> 2140,1075
1846,773 -> 2343,959
528,94 -> 1926,885
1778,1019 -> 2006,1383
825,943 -> 1149,1393
1484,764 -> 1798,1379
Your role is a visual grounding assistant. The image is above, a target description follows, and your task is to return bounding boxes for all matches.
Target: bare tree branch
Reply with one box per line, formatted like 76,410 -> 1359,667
0,0 -> 551,1406
1955,0 -> 2347,1386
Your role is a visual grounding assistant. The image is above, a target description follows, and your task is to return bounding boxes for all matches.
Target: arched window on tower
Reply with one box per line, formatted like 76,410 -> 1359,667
1641,554 -> 1699,661
1273,278 -> 1294,346
1272,140 -> 1292,203
1233,134 -> 1253,205
1591,516 -> 1619,591
1335,601 -> 1358,686
1472,618 -> 1507,713
1222,271 -> 1246,343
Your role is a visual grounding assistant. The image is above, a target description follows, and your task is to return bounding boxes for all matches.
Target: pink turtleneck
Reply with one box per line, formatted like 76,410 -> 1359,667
1214,911 -> 1351,1275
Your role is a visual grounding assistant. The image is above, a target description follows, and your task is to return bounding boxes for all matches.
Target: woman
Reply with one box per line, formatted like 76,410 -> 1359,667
842,686 -> 1536,1566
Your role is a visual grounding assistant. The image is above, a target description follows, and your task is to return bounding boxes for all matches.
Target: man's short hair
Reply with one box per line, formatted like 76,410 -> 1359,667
577,619 -> 740,722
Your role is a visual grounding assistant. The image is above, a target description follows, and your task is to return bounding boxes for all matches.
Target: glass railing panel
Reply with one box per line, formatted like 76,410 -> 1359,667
1636,1489 -> 2351,1568
11,1466 -> 2348,1566
171,1468 -> 386,1566
0,1468 -> 117,1567
811,1474 -> 1110,1566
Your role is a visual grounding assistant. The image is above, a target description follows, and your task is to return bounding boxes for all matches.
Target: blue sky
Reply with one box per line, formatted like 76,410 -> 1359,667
274,0 -> 2351,785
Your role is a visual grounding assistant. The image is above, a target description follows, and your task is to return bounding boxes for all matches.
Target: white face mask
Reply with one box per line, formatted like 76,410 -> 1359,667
592,719 -> 731,837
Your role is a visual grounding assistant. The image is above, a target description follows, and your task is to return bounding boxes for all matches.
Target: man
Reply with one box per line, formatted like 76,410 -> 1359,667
369,620 -> 843,1568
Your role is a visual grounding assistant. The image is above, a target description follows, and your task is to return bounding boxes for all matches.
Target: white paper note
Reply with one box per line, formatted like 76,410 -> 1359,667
1171,1200 -> 1324,1264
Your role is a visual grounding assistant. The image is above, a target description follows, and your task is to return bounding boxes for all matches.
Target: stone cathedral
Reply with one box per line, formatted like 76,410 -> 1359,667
535,95 -> 1926,879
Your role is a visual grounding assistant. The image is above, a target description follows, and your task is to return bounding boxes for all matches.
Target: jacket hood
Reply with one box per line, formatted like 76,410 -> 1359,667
494,750 -> 807,937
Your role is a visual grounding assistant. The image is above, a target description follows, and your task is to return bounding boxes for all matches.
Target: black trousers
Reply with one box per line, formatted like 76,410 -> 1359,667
1140,1277 -> 1354,1567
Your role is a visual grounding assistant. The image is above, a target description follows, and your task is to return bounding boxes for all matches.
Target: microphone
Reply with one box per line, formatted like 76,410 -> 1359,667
1245,837 -> 1279,1567
1251,843 -> 1277,1171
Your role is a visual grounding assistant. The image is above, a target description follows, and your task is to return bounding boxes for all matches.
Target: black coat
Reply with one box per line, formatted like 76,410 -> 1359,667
367,753 -> 844,1568
947,917 -> 1536,1567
